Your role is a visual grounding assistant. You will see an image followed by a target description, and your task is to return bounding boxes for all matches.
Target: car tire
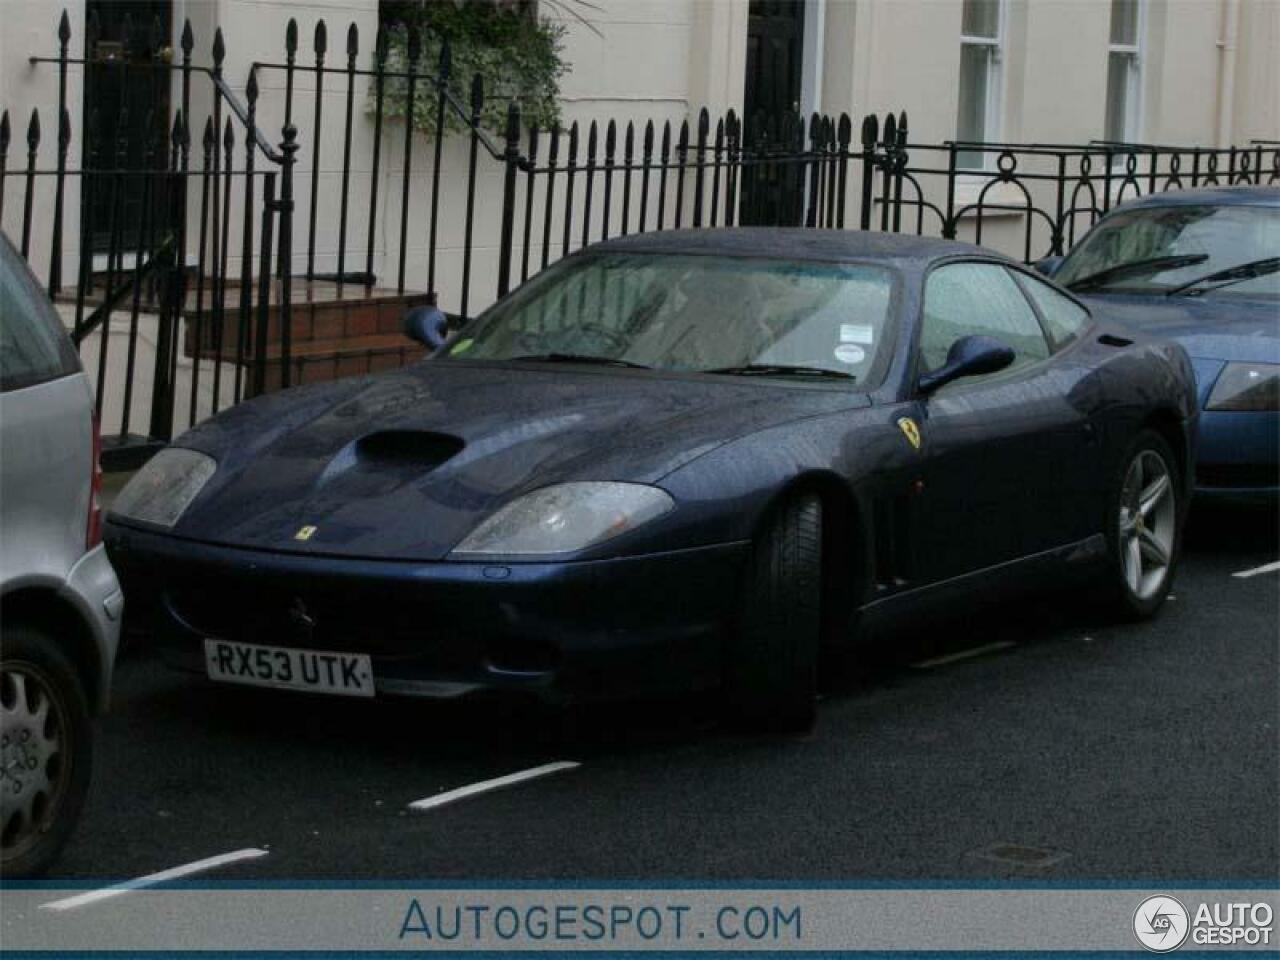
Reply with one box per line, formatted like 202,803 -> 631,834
724,493 -> 822,733
0,625 -> 93,878
1101,429 -> 1183,621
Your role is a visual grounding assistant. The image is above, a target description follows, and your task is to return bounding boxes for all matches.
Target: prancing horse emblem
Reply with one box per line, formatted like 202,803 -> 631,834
897,417 -> 922,450
294,524 -> 318,541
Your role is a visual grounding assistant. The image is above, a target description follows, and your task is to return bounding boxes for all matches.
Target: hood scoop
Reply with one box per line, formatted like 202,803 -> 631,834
312,431 -> 464,498
355,430 -> 464,466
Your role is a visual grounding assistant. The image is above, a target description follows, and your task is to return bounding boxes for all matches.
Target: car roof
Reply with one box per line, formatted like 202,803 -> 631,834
590,227 -> 1002,265
1113,184 -> 1280,211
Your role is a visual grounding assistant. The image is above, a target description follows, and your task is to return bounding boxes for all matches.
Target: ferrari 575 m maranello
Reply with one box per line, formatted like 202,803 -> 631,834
105,230 -> 1197,731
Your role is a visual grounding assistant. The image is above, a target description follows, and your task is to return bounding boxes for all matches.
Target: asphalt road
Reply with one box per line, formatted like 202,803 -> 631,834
48,503 -> 1279,883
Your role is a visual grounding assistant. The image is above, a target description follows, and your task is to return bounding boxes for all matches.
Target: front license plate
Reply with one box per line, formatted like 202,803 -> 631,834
203,639 -> 375,698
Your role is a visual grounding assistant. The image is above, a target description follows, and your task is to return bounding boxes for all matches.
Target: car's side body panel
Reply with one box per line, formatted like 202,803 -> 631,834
0,375 -> 94,591
0,234 -> 122,713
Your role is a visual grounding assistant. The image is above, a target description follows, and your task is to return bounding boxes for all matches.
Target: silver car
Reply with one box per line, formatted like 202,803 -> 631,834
0,233 -> 122,876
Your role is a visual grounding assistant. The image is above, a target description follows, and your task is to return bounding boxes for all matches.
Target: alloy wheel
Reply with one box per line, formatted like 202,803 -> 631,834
0,662 -> 73,865
1118,449 -> 1177,600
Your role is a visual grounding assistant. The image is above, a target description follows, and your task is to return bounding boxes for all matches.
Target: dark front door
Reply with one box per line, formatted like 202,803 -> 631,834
741,1 -> 806,226
744,1 -> 805,123
909,262 -> 1098,584
84,0 -> 173,252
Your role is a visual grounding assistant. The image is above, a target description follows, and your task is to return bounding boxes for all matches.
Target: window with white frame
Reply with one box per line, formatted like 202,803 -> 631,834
956,0 -> 1004,169
1104,0 -> 1144,144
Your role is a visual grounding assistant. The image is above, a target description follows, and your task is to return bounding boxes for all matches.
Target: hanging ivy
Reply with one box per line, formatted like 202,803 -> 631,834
377,1 -> 569,136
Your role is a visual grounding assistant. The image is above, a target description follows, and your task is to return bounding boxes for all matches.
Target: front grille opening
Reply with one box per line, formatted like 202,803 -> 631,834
485,637 -> 560,674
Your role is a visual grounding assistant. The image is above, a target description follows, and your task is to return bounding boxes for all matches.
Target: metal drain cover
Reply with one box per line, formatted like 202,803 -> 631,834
968,842 -> 1071,868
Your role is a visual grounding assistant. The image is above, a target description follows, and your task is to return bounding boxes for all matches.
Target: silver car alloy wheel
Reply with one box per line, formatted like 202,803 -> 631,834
1118,449 -> 1177,600
0,663 -> 71,864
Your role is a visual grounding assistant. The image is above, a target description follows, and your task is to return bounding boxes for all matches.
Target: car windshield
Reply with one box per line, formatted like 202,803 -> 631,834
1055,203 -> 1280,297
441,253 -> 897,383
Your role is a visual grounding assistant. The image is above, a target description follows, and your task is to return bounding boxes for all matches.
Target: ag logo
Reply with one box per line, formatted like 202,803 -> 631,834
1133,895 -> 1190,952
294,524 -> 318,541
896,416 -> 922,450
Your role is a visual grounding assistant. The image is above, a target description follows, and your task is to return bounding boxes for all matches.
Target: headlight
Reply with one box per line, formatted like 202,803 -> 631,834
451,482 -> 674,556
110,448 -> 217,527
1207,362 -> 1280,412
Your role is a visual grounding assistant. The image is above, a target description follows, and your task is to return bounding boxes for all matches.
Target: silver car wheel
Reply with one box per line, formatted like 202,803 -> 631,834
1118,449 -> 1176,601
0,663 -> 71,864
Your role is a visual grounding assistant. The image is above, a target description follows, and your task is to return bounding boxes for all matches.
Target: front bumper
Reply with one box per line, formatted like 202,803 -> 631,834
60,544 -> 124,712
104,522 -> 746,704
1194,409 -> 1279,503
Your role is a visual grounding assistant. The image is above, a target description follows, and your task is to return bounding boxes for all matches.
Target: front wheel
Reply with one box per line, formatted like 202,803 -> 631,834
0,626 -> 93,877
1102,429 -> 1182,620
723,494 -> 822,733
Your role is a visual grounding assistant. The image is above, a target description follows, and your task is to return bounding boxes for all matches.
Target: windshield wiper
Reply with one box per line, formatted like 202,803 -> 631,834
1064,253 -> 1209,292
1164,257 -> 1280,297
510,352 -> 651,369
703,364 -> 857,381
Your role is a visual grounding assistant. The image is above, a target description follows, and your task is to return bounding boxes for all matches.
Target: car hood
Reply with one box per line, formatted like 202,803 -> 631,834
159,361 -> 867,560
1081,294 -> 1279,365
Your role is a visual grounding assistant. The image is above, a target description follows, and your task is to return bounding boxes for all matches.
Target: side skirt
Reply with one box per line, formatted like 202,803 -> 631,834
856,534 -> 1107,632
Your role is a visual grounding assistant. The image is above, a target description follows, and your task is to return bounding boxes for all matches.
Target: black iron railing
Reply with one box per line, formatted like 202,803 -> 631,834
3,11 -> 299,466
869,112 -> 1280,261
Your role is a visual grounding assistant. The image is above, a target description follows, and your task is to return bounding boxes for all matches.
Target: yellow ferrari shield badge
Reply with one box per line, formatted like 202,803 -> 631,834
897,417 -> 922,450
294,525 -> 318,541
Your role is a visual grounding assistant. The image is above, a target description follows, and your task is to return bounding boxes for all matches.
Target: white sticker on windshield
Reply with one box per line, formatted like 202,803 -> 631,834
834,344 -> 866,365
840,323 -> 875,345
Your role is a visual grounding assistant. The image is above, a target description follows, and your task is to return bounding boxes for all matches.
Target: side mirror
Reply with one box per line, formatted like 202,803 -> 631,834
918,335 -> 1016,395
1033,255 -> 1063,277
404,304 -> 449,349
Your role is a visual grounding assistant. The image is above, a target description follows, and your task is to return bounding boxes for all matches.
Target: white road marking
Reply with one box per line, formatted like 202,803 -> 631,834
911,641 -> 1016,670
40,848 -> 269,912
1232,560 -> 1280,579
408,761 -> 580,813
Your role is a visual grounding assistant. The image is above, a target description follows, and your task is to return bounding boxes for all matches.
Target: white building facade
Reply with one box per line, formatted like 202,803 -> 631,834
0,0 -> 1275,445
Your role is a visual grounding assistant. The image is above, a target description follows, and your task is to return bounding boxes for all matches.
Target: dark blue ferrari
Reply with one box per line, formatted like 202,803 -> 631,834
106,230 -> 1197,731
1047,186 -> 1279,502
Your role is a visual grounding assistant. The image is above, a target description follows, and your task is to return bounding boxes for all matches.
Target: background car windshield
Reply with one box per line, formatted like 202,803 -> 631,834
445,254 -> 895,380
1055,204 -> 1280,296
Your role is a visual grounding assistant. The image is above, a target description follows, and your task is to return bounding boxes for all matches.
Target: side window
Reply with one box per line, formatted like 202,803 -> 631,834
0,236 -> 80,392
921,262 -> 1050,381
1014,272 -> 1092,350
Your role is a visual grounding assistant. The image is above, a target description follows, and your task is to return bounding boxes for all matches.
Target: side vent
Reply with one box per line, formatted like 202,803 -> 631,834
873,493 -> 915,592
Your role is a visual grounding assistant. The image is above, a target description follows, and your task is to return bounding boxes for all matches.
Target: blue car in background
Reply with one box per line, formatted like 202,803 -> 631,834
1047,186 -> 1279,503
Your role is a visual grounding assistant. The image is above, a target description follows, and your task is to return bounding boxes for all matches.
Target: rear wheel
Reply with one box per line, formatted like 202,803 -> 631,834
0,626 -> 93,877
724,494 -> 822,733
1102,430 -> 1182,620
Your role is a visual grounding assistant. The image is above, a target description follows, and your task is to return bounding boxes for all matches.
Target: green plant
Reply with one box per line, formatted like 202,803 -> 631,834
377,1 -> 574,136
